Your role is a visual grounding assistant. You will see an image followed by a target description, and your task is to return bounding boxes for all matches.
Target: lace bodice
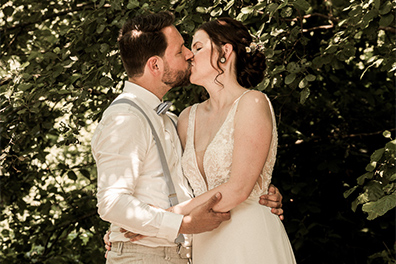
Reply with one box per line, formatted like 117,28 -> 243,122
181,91 -> 278,198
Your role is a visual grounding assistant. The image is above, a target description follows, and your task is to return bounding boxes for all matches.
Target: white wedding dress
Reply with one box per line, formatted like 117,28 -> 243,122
181,91 -> 296,263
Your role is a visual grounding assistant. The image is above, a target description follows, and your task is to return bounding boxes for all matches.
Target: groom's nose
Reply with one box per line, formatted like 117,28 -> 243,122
183,46 -> 194,61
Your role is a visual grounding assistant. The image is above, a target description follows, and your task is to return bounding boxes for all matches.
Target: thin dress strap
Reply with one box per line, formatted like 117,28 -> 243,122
186,104 -> 199,151
227,90 -> 252,116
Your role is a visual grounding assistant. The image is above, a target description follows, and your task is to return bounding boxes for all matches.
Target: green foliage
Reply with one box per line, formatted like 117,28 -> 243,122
344,131 -> 396,220
1,0 -> 395,263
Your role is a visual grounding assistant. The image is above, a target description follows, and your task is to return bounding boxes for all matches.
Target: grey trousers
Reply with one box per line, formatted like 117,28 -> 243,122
106,242 -> 190,264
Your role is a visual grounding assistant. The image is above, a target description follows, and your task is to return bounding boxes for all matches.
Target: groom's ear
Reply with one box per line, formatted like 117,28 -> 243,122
146,56 -> 164,76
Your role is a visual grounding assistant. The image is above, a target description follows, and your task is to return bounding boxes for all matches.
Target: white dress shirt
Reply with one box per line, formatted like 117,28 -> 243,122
92,81 -> 193,247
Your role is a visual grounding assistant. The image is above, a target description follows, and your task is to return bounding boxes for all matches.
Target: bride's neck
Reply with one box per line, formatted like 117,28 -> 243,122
204,79 -> 245,111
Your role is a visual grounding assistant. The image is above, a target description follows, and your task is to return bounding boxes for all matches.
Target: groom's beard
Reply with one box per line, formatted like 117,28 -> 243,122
162,61 -> 191,88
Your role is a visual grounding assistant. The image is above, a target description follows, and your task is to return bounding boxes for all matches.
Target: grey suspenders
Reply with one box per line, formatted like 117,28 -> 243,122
110,98 -> 190,254
110,98 -> 179,206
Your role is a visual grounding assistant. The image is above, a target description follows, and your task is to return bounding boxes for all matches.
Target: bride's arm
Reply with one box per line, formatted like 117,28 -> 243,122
174,91 -> 273,214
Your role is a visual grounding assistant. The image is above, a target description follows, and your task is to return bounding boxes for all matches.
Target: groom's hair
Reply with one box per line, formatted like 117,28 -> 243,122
118,11 -> 175,78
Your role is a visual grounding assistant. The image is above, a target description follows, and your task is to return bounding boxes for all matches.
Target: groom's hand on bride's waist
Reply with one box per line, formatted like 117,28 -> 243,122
259,184 -> 284,220
179,192 -> 231,234
120,228 -> 147,242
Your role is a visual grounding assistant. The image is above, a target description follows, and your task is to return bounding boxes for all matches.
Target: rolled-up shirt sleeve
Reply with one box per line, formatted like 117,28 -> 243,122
92,108 -> 183,242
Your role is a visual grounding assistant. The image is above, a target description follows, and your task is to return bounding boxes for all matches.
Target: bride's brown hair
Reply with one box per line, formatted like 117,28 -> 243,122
197,17 -> 266,88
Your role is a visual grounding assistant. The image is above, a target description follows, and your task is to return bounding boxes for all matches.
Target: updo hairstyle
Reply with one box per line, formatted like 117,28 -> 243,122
198,17 -> 266,88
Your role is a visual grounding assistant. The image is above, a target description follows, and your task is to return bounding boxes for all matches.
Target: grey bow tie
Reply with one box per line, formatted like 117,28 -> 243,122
156,101 -> 172,115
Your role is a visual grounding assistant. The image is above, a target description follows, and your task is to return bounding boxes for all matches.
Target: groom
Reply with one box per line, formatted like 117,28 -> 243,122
92,11 -> 283,264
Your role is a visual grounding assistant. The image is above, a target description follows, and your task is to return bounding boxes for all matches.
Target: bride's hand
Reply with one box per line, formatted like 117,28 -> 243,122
103,230 -> 111,258
165,206 -> 175,213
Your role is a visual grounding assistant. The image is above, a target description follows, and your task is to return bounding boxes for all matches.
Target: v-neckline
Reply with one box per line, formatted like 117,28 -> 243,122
190,90 -> 250,190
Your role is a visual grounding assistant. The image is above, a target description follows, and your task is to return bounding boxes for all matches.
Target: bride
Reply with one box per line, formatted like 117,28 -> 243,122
172,17 -> 297,263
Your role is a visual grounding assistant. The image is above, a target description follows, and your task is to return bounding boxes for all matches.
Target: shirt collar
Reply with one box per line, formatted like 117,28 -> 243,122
122,81 -> 162,111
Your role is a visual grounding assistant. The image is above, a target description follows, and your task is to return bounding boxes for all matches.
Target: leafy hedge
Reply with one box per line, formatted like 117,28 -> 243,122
1,0 -> 395,263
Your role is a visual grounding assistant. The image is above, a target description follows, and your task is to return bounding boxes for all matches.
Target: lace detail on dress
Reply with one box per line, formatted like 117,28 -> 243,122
181,91 -> 278,198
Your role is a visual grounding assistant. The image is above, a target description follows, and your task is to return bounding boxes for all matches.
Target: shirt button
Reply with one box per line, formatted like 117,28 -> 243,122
165,256 -> 171,260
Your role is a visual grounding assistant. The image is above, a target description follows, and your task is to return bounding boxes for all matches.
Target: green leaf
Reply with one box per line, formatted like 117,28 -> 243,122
385,140 -> 396,151
389,173 -> 396,182
362,9 -> 379,26
281,6 -> 293,17
363,192 -> 396,220
354,192 -> 369,209
293,0 -> 310,11
254,2 -> 267,11
264,49 -> 274,59
100,43 -> 110,53
367,181 -> 385,201
374,0 -> 381,10
285,73 -> 296,84
349,6 -> 362,17
241,6 -> 255,14
298,78 -> 308,89
2,229 -> 10,236
127,0 -> 139,9
351,198 -> 359,212
365,161 -> 377,172
357,172 -> 374,185
80,169 -> 91,180
96,24 -> 106,34
70,73 -> 82,84
196,6 -> 207,13
371,148 -> 385,162
267,3 -> 279,18
305,74 -> 316,82
273,65 -> 285,74
182,20 -> 195,33
3,6 -> 14,17
100,76 -> 113,87
343,185 -> 358,198
257,78 -> 270,91
312,56 -> 325,68
18,83 -> 32,91
210,6 -> 223,17
286,62 -> 300,73
300,87 -> 310,103
224,0 -> 235,11
175,3 -> 186,13
17,108 -> 28,115
67,171 -> 78,181
379,1 -> 392,15
379,14 -> 394,27
279,0 -> 289,9
325,45 -> 338,54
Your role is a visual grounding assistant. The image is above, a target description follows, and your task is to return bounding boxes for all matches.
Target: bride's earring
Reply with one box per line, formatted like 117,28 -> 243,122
220,57 -> 226,63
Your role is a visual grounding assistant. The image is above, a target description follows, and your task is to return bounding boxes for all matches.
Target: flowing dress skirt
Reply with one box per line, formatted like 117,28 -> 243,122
192,198 -> 296,264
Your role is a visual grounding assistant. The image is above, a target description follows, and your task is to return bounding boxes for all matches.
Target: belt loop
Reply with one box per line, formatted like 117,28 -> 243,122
117,242 -> 124,256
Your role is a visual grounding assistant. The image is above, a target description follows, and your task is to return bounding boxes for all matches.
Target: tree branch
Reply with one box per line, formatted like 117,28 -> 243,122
303,24 -> 334,32
285,12 -> 396,34
340,128 -> 396,139
379,26 -> 396,34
